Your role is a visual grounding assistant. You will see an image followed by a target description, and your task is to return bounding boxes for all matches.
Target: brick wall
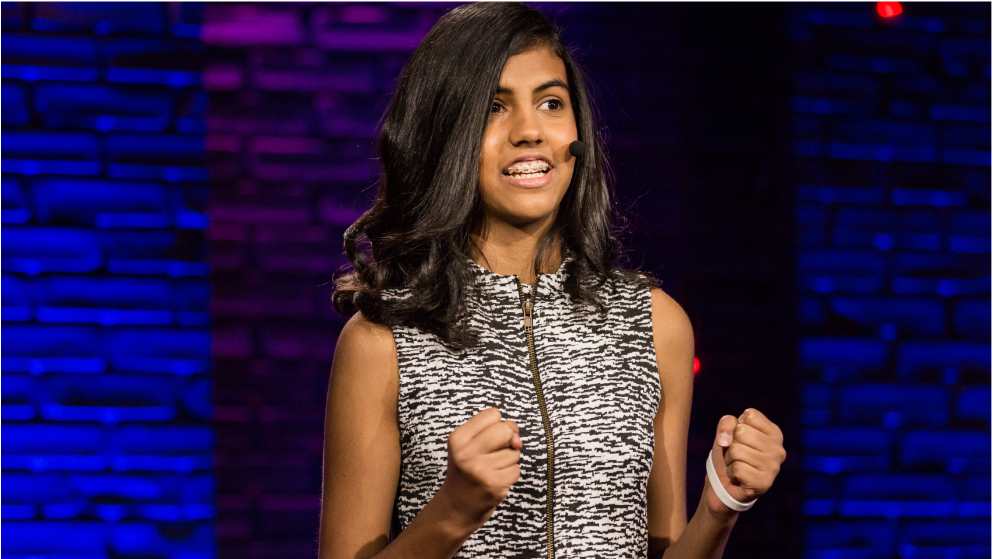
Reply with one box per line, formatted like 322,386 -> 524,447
202,4 -> 456,557
13,2 -> 978,557
1,2 -> 214,558
790,3 -> 990,558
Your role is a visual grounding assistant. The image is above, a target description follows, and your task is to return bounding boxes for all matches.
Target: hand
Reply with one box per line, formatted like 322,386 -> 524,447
707,408 -> 786,514
437,407 -> 523,529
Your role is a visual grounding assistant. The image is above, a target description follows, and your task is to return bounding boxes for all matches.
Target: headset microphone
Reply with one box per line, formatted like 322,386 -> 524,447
569,140 -> 584,159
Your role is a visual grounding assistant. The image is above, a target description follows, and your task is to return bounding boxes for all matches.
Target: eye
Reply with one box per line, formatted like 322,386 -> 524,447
490,101 -> 504,114
542,99 -> 563,111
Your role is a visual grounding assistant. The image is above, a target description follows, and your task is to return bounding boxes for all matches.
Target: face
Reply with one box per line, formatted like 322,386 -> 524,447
478,46 -> 578,230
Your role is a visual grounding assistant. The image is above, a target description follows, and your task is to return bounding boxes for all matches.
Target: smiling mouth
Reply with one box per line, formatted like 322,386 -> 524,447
502,161 -> 551,179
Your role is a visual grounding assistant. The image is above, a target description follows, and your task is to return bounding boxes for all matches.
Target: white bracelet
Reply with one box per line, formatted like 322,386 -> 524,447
706,449 -> 757,512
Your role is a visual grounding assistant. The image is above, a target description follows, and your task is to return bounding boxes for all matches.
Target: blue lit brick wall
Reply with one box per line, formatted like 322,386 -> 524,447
1,3 -> 214,558
791,4 -> 991,558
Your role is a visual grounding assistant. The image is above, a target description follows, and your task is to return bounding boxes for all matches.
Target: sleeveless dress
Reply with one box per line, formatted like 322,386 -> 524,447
385,250 -> 662,558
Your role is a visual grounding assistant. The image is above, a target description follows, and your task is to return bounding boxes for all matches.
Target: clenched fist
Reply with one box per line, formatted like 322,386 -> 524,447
437,407 -> 523,529
707,408 -> 786,513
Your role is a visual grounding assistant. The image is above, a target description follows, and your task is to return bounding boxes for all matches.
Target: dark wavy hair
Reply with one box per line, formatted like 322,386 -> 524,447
332,2 -> 658,350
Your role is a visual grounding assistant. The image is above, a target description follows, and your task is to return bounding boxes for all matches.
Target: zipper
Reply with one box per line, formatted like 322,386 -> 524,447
515,278 -> 555,559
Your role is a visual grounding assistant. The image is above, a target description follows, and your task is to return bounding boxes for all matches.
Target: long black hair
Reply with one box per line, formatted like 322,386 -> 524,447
332,2 -> 658,350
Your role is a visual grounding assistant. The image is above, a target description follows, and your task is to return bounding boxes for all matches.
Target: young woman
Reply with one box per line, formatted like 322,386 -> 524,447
320,3 -> 786,559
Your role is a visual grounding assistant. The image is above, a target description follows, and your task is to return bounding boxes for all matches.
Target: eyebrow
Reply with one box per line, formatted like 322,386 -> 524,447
495,78 -> 569,96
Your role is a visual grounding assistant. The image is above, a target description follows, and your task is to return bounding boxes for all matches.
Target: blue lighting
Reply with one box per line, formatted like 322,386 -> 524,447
2,2 -> 212,556
793,3 -> 990,557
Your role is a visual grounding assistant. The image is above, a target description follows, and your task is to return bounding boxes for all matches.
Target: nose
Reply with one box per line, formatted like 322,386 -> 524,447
508,108 -> 543,146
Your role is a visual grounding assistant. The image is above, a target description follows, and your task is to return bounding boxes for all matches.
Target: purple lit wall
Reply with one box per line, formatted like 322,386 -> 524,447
202,4 -> 456,557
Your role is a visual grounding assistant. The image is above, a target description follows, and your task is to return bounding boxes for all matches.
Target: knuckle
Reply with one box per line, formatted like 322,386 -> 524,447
486,477 -> 501,492
474,466 -> 494,486
728,444 -> 743,460
453,447 -> 472,464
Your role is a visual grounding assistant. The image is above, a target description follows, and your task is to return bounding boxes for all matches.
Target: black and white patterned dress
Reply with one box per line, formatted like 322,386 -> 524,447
385,249 -> 662,558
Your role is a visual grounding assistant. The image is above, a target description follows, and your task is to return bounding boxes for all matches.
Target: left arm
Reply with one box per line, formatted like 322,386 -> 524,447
645,287 -> 695,557
645,287 -> 786,559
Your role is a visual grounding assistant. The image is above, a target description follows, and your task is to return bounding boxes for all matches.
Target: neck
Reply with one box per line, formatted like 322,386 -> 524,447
469,216 -> 562,286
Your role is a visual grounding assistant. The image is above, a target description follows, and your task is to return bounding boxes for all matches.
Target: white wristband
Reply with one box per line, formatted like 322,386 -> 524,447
706,449 -> 757,512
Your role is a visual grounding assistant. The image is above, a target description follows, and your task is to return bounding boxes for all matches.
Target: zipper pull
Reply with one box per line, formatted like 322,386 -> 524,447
522,299 -> 533,330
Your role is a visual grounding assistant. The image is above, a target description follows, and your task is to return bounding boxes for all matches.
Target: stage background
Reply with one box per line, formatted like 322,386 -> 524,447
2,3 -> 215,558
1,2 -> 990,558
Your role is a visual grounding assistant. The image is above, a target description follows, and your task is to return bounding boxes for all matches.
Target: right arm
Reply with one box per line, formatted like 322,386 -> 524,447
318,312 -> 522,559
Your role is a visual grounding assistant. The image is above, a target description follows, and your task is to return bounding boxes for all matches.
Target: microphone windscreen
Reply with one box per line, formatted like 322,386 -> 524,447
569,140 -> 585,158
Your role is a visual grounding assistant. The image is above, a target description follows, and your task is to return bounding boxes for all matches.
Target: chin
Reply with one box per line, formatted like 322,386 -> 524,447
498,206 -> 558,226
481,186 -> 565,226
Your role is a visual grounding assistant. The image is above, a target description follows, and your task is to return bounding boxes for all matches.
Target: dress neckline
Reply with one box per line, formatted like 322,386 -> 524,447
464,247 -> 574,289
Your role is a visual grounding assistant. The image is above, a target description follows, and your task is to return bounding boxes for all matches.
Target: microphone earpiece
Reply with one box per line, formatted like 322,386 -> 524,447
569,140 -> 585,159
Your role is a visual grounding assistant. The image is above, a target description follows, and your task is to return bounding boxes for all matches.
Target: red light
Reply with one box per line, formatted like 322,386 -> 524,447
693,357 -> 700,376
877,2 -> 902,18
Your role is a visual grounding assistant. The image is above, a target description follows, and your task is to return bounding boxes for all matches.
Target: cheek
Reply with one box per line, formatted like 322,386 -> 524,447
559,159 -> 577,192
479,132 -> 502,176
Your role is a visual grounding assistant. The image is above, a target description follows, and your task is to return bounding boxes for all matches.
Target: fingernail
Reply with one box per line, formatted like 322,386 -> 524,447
512,434 -> 521,445
718,432 -> 731,447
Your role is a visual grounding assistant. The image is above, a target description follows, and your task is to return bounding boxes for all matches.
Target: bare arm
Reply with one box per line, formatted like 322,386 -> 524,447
646,288 -> 738,559
318,312 -> 482,559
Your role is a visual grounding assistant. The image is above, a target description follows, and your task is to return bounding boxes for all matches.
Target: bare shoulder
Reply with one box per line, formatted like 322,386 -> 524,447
339,312 -> 395,354
649,287 -> 694,348
334,312 -> 399,373
339,310 -> 396,350
329,311 -> 399,409
648,287 -> 695,388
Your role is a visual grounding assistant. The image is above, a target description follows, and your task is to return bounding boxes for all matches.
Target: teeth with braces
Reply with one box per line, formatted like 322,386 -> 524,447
505,160 -> 550,175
